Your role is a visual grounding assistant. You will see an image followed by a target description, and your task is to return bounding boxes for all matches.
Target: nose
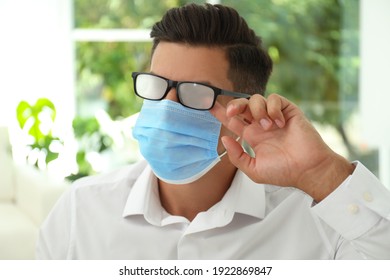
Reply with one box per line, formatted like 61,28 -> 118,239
165,87 -> 179,103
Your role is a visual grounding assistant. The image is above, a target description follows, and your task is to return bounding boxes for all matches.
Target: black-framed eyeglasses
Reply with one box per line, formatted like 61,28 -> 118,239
132,72 -> 251,110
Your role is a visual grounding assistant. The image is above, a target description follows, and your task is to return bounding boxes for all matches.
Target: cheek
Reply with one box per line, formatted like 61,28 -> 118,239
216,96 -> 234,108
213,97 -> 236,154
216,125 -> 237,154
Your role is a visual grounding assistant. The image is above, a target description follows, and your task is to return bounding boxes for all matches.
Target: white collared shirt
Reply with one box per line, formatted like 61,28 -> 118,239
36,160 -> 390,259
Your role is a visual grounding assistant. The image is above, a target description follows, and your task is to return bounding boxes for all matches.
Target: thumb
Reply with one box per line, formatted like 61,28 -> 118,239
221,136 -> 256,178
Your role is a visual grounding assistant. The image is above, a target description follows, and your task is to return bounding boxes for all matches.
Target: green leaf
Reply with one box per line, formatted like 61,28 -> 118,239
72,116 -> 100,138
45,151 -> 59,164
16,100 -> 32,129
28,122 -> 44,141
35,98 -> 56,122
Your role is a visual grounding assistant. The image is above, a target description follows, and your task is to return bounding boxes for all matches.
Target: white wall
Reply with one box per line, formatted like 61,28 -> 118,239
360,0 -> 390,187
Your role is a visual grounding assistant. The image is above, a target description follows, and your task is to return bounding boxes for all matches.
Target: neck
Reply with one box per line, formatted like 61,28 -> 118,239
158,157 -> 237,221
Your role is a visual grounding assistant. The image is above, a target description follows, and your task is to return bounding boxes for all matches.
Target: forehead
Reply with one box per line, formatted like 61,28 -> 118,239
150,42 -> 232,89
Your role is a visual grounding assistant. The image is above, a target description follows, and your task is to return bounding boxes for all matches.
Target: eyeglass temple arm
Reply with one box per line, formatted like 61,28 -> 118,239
221,90 -> 251,99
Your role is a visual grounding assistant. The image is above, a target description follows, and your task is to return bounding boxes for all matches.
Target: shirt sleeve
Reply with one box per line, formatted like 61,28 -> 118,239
35,187 -> 73,259
311,161 -> 390,259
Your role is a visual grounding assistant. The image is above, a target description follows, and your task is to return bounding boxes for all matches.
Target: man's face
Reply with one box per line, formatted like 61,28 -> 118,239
150,42 -> 236,154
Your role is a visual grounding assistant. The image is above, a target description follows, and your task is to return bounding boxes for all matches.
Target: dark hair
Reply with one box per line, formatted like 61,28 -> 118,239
150,3 -> 273,95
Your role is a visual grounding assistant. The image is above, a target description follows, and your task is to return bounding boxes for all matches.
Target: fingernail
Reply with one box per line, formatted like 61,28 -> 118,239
226,104 -> 237,116
260,118 -> 271,129
226,105 -> 233,115
275,119 -> 284,128
221,137 -> 227,148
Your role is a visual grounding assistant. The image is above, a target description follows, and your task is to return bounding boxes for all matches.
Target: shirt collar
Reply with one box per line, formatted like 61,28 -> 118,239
122,161 -> 265,226
233,170 -> 266,219
122,163 -> 167,225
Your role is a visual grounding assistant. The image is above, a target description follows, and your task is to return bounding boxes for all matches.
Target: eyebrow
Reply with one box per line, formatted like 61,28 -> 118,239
149,71 -> 213,86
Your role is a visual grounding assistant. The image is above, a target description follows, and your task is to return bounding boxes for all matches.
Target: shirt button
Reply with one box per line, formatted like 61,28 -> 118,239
363,191 -> 373,202
348,204 -> 359,214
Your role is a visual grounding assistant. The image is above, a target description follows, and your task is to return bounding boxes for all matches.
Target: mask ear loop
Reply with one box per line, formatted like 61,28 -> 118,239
219,136 -> 255,159
218,136 -> 241,159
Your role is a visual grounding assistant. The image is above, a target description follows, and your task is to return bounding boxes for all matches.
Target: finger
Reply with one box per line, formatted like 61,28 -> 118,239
210,101 -> 250,137
267,93 -> 289,128
225,98 -> 252,122
247,94 -> 273,130
225,95 -> 272,130
209,99 -> 229,124
221,136 -> 257,179
248,94 -> 268,122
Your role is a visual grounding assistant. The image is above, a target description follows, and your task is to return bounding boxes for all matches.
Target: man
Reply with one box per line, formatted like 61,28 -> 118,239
37,3 -> 390,259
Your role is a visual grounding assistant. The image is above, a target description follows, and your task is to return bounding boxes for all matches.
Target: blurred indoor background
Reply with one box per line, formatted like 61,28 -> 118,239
0,0 -> 389,259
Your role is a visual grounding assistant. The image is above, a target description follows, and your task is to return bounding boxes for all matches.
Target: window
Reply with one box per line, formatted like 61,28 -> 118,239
2,0 -> 386,186
74,0 -> 379,178
71,0 -> 207,178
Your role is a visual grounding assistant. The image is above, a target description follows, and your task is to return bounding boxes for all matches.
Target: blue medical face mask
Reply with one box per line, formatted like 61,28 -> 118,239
132,99 -> 226,184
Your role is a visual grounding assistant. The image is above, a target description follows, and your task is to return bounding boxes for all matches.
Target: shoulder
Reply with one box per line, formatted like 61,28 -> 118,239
37,160 -> 149,259
68,160 -> 148,202
75,160 -> 148,186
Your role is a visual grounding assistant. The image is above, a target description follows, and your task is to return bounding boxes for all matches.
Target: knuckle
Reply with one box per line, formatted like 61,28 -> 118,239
268,108 -> 282,120
267,93 -> 280,100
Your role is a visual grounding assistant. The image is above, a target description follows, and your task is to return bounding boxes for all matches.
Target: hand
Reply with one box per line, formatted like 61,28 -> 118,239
210,93 -> 354,201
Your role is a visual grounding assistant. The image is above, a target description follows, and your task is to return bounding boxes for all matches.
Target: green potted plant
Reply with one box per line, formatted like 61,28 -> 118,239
16,98 -> 63,169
